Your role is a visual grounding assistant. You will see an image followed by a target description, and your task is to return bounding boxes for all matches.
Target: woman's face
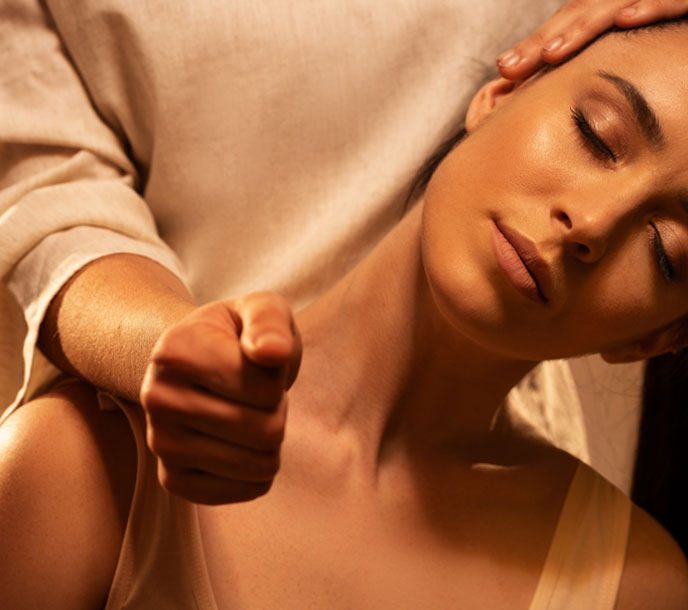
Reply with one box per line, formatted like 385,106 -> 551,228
422,27 -> 688,362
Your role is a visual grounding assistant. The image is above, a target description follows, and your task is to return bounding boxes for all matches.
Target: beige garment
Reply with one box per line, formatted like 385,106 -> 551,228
1,0 -> 634,489
103,394 -> 630,610
529,461 -> 631,610
0,0 -> 562,402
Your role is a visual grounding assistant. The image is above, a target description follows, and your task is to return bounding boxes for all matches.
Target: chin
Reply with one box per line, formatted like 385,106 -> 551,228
424,254 -> 504,348
422,255 -> 565,363
420,191 -> 549,362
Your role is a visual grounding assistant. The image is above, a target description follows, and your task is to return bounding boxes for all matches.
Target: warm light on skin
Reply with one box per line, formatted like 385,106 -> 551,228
421,27 -> 688,364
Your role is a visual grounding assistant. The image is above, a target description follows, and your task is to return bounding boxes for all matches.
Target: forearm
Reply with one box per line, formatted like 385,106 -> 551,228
38,253 -> 197,402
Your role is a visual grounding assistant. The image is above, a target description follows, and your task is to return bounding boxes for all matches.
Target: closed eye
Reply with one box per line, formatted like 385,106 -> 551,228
570,107 -> 616,163
650,222 -> 675,284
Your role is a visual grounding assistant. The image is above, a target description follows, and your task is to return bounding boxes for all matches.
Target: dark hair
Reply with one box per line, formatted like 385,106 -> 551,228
619,16 -> 688,558
634,352 -> 688,555
404,127 -> 467,210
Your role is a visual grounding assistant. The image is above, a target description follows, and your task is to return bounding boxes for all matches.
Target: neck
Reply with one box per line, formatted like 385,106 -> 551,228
290,204 -> 537,467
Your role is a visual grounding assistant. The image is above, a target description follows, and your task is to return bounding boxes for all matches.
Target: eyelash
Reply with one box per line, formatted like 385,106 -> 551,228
570,107 -> 676,282
570,107 -> 616,162
650,223 -> 675,283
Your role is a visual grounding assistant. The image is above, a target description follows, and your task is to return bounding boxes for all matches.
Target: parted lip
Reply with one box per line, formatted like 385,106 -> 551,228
494,221 -> 552,303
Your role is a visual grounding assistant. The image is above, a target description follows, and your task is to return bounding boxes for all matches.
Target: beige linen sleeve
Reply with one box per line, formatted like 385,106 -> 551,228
0,1 -> 184,418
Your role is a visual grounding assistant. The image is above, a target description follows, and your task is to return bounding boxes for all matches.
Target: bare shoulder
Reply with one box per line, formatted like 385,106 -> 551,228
0,381 -> 136,610
615,503 -> 688,610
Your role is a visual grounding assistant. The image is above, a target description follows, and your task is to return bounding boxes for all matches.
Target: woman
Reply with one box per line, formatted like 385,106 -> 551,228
3,16 -> 688,610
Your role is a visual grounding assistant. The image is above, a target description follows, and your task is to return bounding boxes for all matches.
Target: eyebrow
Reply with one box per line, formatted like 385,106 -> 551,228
597,71 -> 665,149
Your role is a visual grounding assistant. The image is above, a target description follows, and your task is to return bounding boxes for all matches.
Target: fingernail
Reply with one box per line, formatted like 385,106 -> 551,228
543,35 -> 564,53
498,50 -> 520,68
254,332 -> 290,352
618,6 -> 638,17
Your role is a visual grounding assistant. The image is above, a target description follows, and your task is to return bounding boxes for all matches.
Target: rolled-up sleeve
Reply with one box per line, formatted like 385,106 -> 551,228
0,1 -> 184,417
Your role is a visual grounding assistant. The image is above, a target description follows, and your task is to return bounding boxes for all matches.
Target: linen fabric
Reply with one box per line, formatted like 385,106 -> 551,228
0,0 -> 562,413
0,0 -> 637,489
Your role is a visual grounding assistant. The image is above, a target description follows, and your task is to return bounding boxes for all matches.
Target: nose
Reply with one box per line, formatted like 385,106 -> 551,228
551,197 -> 632,264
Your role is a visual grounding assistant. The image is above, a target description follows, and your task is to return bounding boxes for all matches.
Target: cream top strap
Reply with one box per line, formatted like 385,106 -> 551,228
529,462 -> 632,610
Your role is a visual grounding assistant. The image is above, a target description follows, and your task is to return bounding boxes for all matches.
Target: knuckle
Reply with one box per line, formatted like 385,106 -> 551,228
259,416 -> 286,448
146,427 -> 170,458
152,321 -> 231,371
146,425 -> 159,453
140,383 -> 183,421
157,463 -> 177,492
150,327 -> 186,363
139,382 -> 164,410
146,425 -> 189,464
570,16 -> 593,35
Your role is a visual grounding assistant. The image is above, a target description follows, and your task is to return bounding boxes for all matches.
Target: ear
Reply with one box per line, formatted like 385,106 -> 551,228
465,77 -> 519,132
600,325 -> 682,364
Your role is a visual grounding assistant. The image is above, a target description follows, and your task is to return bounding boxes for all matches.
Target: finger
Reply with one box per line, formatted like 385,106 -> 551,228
234,291 -> 298,366
540,7 -> 625,62
497,0 -> 630,79
497,32 -> 549,79
143,378 -> 287,451
497,0 -> 588,76
149,424 -> 281,482
148,325 -> 286,407
158,464 -> 274,505
234,291 -> 303,388
615,0 -> 688,26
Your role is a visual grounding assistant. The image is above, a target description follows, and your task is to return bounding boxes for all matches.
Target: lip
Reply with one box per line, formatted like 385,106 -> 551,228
490,220 -> 551,303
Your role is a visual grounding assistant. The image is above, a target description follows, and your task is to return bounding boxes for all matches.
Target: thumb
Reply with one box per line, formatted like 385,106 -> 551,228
233,291 -> 302,388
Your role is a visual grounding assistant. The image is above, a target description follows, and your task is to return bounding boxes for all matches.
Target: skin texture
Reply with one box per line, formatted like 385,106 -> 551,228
34,3 -> 688,509
0,383 -> 135,610
6,20 -> 688,610
201,28 -> 688,608
426,27 -> 688,364
38,254 -> 302,504
141,292 -> 301,504
497,0 -> 688,80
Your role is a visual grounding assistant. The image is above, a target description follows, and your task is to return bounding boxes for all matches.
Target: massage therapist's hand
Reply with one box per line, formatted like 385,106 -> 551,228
140,291 -> 302,505
497,0 -> 688,80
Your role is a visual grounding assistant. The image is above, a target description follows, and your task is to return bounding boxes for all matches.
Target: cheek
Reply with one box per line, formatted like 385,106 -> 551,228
462,106 -> 583,204
508,112 -> 593,201
558,247 -> 674,346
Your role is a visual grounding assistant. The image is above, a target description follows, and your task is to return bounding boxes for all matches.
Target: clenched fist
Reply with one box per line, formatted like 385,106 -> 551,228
140,291 -> 301,505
